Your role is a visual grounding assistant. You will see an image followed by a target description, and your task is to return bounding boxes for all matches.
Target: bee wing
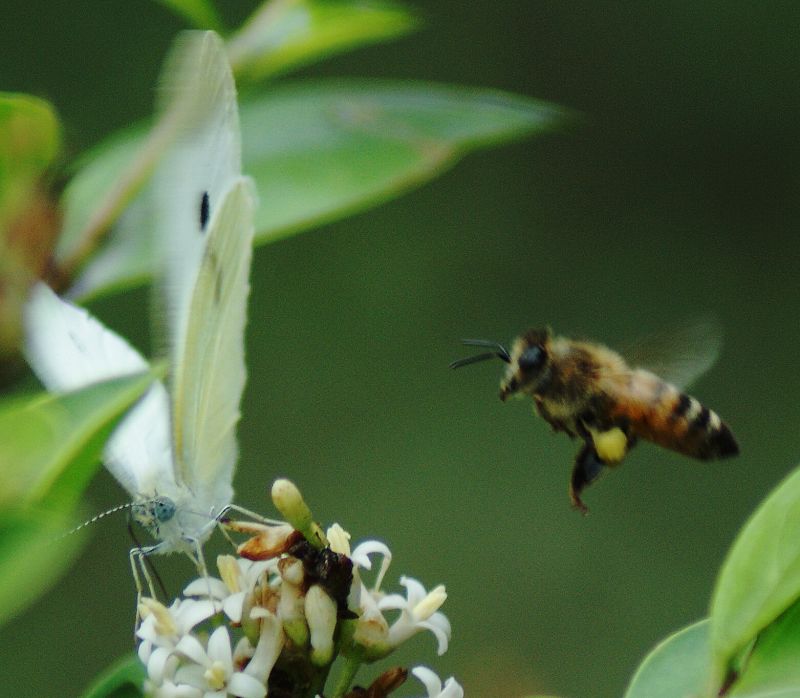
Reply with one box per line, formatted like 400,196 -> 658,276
152,31 -> 254,512
622,315 -> 723,390
23,283 -> 177,499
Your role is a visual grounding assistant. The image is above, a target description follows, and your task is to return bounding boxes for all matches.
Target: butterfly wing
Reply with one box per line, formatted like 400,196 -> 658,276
154,30 -> 242,345
152,31 -> 254,514
170,179 -> 256,514
23,283 -> 176,498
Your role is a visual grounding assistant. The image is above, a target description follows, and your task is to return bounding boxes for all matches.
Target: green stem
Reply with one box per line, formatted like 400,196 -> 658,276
330,655 -> 362,698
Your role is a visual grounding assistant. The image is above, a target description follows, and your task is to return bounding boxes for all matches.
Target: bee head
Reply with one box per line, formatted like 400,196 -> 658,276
499,328 -> 550,401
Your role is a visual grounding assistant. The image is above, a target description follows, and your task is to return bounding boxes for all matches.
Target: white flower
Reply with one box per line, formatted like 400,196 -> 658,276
411,667 -> 464,698
380,576 -> 451,655
141,645 -> 200,697
137,597 -> 218,682
146,675 -> 203,698
173,626 -> 267,698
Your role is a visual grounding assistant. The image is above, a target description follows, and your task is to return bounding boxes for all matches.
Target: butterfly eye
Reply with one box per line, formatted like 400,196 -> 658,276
518,346 -> 545,372
199,191 -> 210,231
153,496 -> 176,523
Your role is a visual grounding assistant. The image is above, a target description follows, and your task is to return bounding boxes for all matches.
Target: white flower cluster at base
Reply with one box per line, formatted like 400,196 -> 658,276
136,507 -> 462,698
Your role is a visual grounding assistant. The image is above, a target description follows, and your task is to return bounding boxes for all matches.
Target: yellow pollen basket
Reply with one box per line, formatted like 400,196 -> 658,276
591,427 -> 628,464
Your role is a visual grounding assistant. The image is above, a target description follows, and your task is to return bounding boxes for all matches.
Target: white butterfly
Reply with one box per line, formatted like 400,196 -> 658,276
23,32 -> 256,580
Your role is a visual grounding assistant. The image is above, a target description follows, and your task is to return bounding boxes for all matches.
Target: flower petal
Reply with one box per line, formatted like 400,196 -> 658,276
376,592 -> 407,612
206,626 -> 233,666
418,619 -> 451,656
351,540 -> 392,591
175,634 -> 209,666
411,666 -> 443,697
399,576 -> 426,606
176,599 -> 219,633
222,591 -> 246,623
147,646 -> 175,685
440,676 -> 465,698
228,672 -> 267,698
183,576 -> 229,600
245,611 -> 284,684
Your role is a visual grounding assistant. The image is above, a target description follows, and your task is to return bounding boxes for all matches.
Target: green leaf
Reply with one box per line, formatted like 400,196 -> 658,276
728,599 -> 800,697
623,619 -> 712,698
153,0 -> 223,31
0,92 -> 61,228
0,93 -> 62,355
81,654 -> 145,698
0,505 -> 88,626
228,0 -> 420,83
56,129 -> 145,270
709,465 -> 800,686
64,79 -> 567,299
243,80 -> 566,242
0,370 -> 160,510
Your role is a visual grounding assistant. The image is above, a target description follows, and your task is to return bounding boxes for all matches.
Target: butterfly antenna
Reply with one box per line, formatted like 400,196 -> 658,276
58,502 -> 134,539
128,520 -> 169,599
449,339 -> 511,369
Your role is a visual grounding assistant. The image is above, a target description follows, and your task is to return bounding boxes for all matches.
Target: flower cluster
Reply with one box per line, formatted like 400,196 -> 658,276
136,480 -> 463,697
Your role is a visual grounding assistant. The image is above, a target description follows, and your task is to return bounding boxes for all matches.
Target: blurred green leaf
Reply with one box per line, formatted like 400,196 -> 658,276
0,93 -> 61,357
153,0 -> 223,31
623,619 -> 711,698
727,596 -> 800,696
0,370 -> 159,510
65,79 -> 567,299
81,655 -> 145,698
0,505 -> 88,627
709,465 -> 800,687
228,0 -> 419,83
56,130 -> 144,269
0,92 -> 60,227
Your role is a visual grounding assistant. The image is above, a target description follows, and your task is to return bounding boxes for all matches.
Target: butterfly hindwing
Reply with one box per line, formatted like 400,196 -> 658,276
23,283 -> 176,499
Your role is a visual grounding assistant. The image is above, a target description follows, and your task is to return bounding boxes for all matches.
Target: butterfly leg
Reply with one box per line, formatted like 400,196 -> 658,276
186,537 -> 223,615
130,545 -> 161,633
218,503 -> 283,526
569,442 -> 607,515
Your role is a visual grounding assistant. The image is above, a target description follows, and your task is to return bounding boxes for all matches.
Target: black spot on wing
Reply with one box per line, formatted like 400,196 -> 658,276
200,191 -> 210,231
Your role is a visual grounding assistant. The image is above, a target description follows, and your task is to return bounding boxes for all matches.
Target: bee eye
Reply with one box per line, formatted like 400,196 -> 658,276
518,346 -> 545,372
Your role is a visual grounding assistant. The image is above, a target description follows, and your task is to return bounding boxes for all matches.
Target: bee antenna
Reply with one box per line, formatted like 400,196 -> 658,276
449,339 -> 511,369
59,502 -> 135,539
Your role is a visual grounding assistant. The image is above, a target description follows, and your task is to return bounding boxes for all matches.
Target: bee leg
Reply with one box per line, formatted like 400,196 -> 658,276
569,442 -> 606,515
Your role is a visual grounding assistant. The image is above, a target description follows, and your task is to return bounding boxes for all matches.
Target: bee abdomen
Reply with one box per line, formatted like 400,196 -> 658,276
669,392 -> 739,459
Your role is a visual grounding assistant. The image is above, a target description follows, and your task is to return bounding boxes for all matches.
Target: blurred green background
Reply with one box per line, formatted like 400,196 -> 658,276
3,2 -> 800,697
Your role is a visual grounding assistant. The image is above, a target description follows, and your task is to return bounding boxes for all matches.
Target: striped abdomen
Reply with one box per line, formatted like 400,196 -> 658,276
609,370 -> 739,460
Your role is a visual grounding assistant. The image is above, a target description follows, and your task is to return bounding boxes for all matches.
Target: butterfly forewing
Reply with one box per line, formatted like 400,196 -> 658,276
169,179 -> 255,510
151,32 -> 249,506
154,31 -> 243,395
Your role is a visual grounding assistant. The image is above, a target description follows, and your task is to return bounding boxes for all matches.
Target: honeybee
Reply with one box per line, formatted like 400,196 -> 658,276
450,321 -> 739,513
